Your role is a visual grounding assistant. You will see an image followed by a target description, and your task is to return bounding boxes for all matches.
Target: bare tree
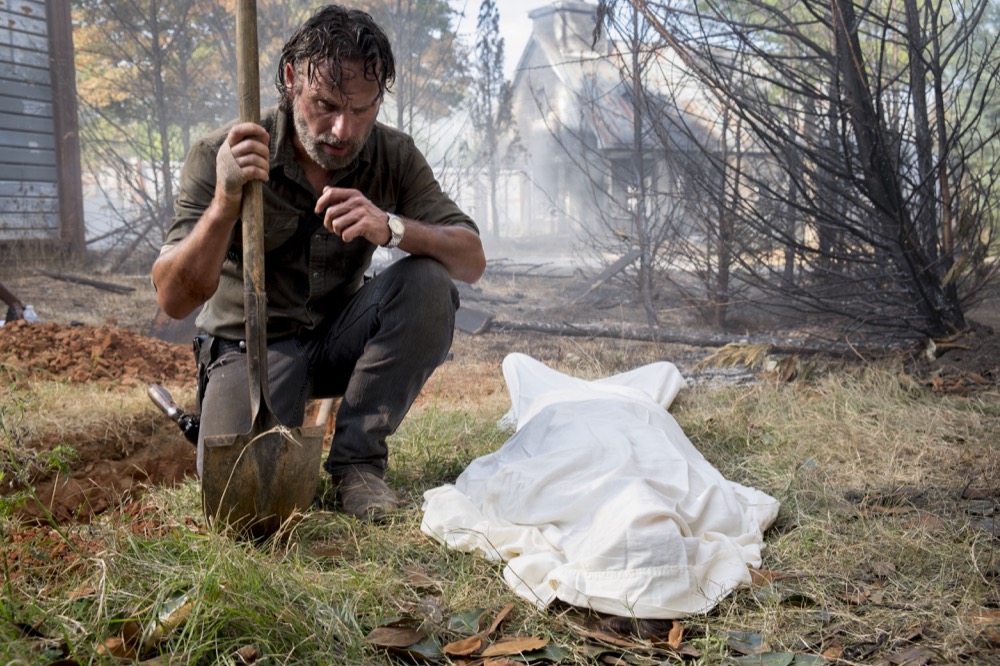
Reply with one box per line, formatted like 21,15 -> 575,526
74,0 -> 258,269
469,0 -> 515,243
593,0 -> 1000,341
355,1 -> 469,146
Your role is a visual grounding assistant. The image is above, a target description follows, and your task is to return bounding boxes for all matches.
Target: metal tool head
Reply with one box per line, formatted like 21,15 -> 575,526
202,422 -> 324,540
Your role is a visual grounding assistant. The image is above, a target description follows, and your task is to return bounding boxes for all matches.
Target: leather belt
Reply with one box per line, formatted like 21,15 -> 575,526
213,337 -> 246,359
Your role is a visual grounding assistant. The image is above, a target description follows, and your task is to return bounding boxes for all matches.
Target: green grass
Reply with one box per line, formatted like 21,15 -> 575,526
2,362 -> 999,664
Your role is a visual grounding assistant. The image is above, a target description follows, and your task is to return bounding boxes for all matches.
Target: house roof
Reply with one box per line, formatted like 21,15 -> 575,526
511,1 -> 724,152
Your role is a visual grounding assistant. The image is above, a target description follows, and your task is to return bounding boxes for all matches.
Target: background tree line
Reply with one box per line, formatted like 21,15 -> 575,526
73,0 -> 494,271
72,0 -> 999,344
586,0 -> 999,340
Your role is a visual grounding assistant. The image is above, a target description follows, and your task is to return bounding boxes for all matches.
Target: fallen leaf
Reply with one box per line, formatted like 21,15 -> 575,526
838,588 -> 871,605
67,585 -> 96,600
821,644 -> 843,659
448,608 -> 488,634
96,636 -> 139,660
386,635 -> 443,661
119,620 -> 144,649
972,610 -> 1000,625
404,565 -> 442,590
966,500 -> 996,516
512,644 -> 571,662
480,636 -> 548,657
674,643 -> 702,658
968,372 -> 989,385
885,644 -> 933,665
235,644 -> 259,664
733,653 -> 827,665
750,568 -> 790,585
444,635 -> 483,656
899,625 -> 926,642
599,654 -> 642,665
580,629 -> 647,650
961,486 -> 995,500
971,518 -> 1000,537
727,631 -> 767,655
365,626 -> 427,648
667,621 -> 683,649
485,603 -> 514,635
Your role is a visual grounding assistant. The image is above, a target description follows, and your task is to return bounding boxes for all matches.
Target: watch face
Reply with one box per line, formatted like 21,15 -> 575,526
389,216 -> 405,235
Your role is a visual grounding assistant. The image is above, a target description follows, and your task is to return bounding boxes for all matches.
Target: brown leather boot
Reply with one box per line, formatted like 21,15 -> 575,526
331,470 -> 399,522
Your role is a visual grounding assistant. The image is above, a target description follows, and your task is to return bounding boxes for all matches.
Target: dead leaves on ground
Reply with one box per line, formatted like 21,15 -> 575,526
365,602 -> 568,664
364,600 -> 710,665
42,548 -> 1000,665
742,563 -> 1000,665
922,368 -> 992,394
96,591 -> 194,661
362,567 -> 998,665
693,344 -> 819,383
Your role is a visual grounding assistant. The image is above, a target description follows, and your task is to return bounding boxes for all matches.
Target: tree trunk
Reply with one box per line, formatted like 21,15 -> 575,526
903,0 -> 939,261
831,0 -> 964,334
630,7 -> 657,328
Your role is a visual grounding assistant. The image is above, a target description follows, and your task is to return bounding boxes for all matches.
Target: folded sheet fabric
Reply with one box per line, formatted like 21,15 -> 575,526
421,353 -> 780,618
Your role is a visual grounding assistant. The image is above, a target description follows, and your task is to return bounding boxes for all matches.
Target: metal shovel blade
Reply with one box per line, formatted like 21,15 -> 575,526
198,0 -> 323,540
202,421 -> 324,539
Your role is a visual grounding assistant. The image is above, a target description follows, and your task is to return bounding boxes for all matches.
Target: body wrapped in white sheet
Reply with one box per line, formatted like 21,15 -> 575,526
421,353 -> 780,618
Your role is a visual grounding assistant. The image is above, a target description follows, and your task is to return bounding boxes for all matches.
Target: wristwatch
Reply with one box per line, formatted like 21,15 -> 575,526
385,213 -> 405,249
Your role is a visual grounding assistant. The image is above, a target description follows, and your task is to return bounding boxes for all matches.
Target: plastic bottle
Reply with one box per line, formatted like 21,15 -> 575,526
22,304 -> 38,323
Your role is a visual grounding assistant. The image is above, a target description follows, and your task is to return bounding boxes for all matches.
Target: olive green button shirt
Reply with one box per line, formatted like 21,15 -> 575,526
163,106 -> 478,340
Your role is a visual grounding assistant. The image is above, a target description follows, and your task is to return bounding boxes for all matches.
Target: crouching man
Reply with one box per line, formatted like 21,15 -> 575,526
151,5 -> 485,522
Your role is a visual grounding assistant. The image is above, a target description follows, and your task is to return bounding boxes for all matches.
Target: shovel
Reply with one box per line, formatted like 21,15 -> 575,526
200,0 -> 324,539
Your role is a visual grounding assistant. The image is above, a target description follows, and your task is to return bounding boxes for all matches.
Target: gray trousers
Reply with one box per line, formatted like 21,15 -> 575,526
197,256 -> 459,479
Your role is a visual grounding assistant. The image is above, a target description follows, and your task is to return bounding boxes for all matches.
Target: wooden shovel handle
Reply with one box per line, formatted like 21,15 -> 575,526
236,0 -> 269,418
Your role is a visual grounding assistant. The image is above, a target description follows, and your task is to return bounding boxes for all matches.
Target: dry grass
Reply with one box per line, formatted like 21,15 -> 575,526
674,365 -> 1000,663
2,259 -> 999,663
3,346 -> 999,664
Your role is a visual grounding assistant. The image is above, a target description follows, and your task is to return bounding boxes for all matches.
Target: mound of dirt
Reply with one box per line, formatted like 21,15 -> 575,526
1,320 -> 197,525
0,319 -> 194,385
11,423 -> 197,525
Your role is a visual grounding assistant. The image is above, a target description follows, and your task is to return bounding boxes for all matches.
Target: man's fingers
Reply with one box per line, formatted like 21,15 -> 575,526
217,124 -> 270,194
229,122 -> 270,145
315,185 -> 356,213
316,186 -> 386,243
323,205 -> 361,235
216,141 -> 249,190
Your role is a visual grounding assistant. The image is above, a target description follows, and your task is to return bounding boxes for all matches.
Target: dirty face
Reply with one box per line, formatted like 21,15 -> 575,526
285,60 -> 381,172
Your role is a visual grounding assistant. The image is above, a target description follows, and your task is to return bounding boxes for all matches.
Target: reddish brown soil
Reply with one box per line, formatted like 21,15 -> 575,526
0,319 -> 198,524
0,319 -> 192,386
14,424 -> 196,525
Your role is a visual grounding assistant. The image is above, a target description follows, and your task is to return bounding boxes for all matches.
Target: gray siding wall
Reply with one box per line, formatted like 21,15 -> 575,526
0,0 -> 59,240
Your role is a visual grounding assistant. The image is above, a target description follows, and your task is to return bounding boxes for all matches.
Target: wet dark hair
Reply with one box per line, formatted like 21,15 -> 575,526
275,4 -> 395,112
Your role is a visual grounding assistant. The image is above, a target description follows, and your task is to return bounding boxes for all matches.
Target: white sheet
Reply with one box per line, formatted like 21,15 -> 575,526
421,353 -> 780,618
